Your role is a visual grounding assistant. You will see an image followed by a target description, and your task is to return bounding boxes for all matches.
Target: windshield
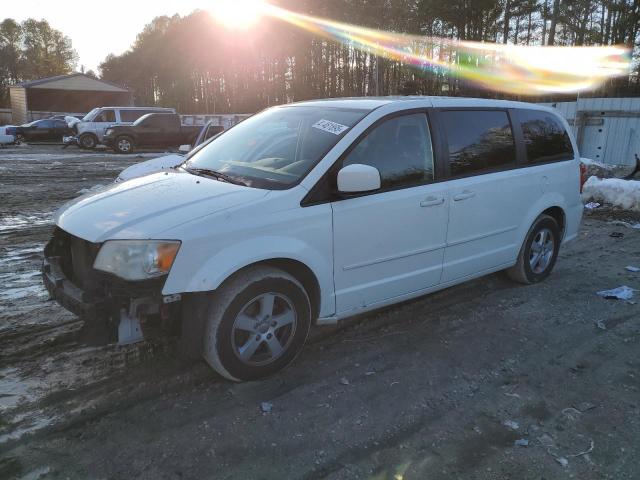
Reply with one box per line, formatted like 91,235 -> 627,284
82,108 -> 100,122
184,106 -> 367,189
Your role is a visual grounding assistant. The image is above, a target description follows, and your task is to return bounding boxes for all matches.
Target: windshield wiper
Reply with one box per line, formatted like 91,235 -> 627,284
185,167 -> 247,186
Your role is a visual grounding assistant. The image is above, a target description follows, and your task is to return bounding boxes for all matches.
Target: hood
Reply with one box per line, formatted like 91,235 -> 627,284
65,116 -> 80,127
116,153 -> 184,183
56,171 -> 269,242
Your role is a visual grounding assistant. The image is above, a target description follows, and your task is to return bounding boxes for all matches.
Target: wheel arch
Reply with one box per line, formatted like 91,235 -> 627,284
540,205 -> 566,239
223,258 -> 322,321
517,193 -> 568,247
165,238 -> 332,319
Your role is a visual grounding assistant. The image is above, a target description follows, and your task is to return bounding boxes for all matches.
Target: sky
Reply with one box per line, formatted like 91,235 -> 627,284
4,0 -> 211,72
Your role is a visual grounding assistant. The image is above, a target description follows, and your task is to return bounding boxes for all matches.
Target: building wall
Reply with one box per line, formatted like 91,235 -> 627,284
26,89 -> 133,113
542,97 -> 640,166
9,87 -> 27,125
0,108 -> 12,125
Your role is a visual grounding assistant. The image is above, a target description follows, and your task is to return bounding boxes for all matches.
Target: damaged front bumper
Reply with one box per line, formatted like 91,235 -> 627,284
42,228 -> 180,345
63,135 -> 78,146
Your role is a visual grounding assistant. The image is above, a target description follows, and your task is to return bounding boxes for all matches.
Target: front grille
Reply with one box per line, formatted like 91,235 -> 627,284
47,228 -> 100,291
69,235 -> 100,289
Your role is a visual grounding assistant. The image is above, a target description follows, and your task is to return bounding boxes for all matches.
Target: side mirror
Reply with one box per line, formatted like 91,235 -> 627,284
337,164 -> 381,193
178,144 -> 191,154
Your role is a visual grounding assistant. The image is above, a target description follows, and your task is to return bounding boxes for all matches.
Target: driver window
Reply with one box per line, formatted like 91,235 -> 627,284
95,110 -> 116,122
343,113 -> 434,189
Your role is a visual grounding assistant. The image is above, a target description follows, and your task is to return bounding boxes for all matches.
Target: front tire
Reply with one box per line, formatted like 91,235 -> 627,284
114,136 -> 134,154
507,214 -> 561,284
201,266 -> 311,381
78,133 -> 97,149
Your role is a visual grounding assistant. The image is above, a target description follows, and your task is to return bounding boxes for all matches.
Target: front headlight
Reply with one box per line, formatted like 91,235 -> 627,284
105,128 -> 114,135
93,240 -> 181,281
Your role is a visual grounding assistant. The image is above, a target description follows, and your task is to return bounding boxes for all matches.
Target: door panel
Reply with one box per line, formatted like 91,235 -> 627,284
330,112 -> 448,314
332,184 -> 449,313
442,171 -> 525,282
439,109 -> 522,282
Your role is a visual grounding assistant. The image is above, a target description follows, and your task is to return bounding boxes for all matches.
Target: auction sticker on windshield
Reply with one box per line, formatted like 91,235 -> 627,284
312,119 -> 350,135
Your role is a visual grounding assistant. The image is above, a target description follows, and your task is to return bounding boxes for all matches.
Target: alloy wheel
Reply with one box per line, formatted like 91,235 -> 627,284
231,293 -> 297,366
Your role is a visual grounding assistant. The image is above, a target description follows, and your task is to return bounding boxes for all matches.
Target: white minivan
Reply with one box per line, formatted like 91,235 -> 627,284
43,97 -> 583,381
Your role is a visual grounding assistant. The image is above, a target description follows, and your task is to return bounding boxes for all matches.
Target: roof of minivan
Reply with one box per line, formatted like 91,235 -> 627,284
283,96 -> 553,112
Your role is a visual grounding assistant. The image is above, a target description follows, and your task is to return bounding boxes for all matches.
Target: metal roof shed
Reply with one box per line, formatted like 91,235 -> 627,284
9,73 -> 132,124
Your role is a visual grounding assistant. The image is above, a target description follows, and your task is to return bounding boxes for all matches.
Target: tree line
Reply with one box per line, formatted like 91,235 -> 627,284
0,18 -> 77,107
100,0 -> 640,113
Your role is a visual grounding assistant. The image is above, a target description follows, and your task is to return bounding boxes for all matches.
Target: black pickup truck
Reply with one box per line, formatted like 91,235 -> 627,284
102,113 -> 201,153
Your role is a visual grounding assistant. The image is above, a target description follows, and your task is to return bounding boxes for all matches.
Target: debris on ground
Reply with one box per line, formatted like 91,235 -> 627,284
503,420 -> 520,430
514,438 -> 529,447
339,377 -> 350,385
596,286 -> 635,300
569,439 -> 595,458
260,402 -> 273,413
574,402 -> 596,412
625,266 -> 640,272
582,177 -> 640,212
596,320 -> 607,330
556,456 -> 569,467
584,202 -> 601,210
610,231 -> 625,238
609,220 -> 640,229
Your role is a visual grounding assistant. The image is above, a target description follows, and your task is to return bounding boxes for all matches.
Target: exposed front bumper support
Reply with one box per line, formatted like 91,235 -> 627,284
42,253 -> 163,345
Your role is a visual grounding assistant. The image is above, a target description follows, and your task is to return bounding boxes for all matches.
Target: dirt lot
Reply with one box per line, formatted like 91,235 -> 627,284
1,145 -> 640,480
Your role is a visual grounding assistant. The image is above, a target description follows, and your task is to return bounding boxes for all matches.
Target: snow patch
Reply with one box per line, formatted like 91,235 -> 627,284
582,177 -> 640,212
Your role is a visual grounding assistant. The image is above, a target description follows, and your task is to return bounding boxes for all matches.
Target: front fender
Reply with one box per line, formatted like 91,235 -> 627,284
162,235 -> 335,317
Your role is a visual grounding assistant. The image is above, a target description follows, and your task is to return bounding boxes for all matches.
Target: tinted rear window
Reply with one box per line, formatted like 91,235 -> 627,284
518,109 -> 574,163
442,110 -> 516,177
120,110 -> 148,122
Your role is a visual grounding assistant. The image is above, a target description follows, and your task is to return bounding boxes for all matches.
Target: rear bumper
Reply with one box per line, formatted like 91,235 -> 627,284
563,202 -> 584,243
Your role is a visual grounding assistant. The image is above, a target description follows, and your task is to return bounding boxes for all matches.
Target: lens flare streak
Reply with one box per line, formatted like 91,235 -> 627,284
262,4 -> 630,95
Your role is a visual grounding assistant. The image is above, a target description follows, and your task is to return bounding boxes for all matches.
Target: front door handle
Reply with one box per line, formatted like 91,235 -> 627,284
420,196 -> 445,207
453,190 -> 476,201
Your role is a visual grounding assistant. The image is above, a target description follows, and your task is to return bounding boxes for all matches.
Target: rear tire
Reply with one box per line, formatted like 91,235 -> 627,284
79,133 -> 97,149
507,214 -> 561,284
201,266 -> 311,382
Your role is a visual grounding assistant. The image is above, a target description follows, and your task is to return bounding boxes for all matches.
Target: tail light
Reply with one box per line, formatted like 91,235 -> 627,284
579,163 -> 587,193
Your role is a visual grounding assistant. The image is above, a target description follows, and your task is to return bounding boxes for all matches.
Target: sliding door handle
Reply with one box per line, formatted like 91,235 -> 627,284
453,190 -> 476,201
420,196 -> 445,207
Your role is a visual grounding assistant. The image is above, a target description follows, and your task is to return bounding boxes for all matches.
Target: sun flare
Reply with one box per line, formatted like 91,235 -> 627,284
212,0 -> 268,29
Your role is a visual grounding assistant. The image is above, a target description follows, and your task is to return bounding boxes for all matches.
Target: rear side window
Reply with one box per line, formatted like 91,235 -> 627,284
120,110 -> 146,122
442,110 -> 516,177
342,113 -> 434,189
517,109 -> 574,163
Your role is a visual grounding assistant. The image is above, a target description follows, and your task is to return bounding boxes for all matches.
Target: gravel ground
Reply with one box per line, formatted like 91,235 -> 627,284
1,145 -> 639,480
